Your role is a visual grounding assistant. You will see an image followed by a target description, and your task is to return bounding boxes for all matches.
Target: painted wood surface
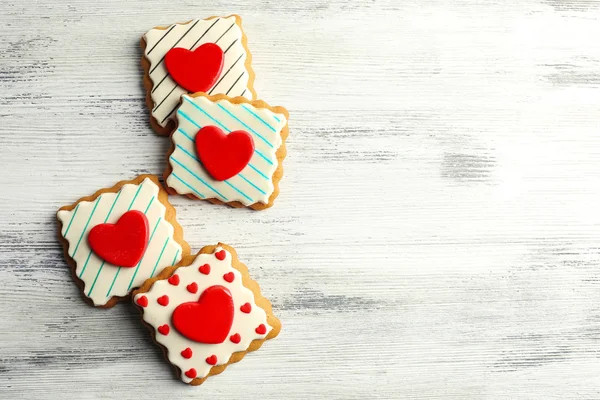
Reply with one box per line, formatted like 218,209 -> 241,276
1,0 -> 600,398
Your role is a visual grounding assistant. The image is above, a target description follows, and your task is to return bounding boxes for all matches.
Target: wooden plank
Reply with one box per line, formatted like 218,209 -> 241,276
1,0 -> 600,398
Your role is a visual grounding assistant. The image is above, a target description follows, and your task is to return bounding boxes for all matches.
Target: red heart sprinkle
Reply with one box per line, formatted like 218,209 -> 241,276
157,295 -> 169,306
240,303 -> 252,313
158,324 -> 170,335
181,348 -> 193,359
187,282 -> 198,294
198,264 -> 211,275
136,295 -> 148,307
215,250 -> 226,260
230,333 -> 241,344
168,274 -> 180,286
255,324 -> 267,335
223,272 -> 234,283
205,355 -> 218,365
185,368 -> 197,379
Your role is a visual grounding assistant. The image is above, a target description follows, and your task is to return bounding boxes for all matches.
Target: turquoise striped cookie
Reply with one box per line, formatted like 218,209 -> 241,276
164,93 -> 289,210
57,175 -> 190,307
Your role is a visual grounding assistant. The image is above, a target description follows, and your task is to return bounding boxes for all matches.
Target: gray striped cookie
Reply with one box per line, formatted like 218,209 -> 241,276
141,15 -> 256,135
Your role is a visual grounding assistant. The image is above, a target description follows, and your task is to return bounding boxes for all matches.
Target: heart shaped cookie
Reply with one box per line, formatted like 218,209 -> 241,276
172,285 -> 234,344
165,43 -> 224,93
87,210 -> 149,268
195,125 -> 254,181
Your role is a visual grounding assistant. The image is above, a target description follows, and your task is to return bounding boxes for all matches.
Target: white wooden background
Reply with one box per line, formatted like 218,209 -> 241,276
1,0 -> 600,398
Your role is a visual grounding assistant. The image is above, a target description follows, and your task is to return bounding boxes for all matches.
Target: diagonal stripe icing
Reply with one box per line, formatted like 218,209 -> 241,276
166,95 -> 287,206
57,178 -> 183,306
144,16 -> 252,128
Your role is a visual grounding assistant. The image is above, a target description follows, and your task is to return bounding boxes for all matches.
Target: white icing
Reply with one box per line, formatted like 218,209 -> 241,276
134,247 -> 271,383
57,178 -> 183,306
166,94 -> 287,206
144,16 -> 253,127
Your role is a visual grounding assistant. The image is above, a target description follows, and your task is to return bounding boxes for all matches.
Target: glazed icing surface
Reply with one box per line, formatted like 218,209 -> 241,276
57,178 -> 183,306
166,94 -> 287,205
144,16 -> 252,127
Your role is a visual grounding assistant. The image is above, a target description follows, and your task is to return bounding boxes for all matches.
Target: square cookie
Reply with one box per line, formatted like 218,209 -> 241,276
164,93 -> 289,210
57,175 -> 190,307
142,15 -> 256,135
133,244 -> 280,385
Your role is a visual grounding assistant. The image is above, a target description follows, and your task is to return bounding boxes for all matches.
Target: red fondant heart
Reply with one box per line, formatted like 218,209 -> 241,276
195,126 -> 255,181
157,295 -> 169,306
172,285 -> 234,344
255,324 -> 267,335
223,272 -> 235,283
240,303 -> 251,314
87,210 -> 149,268
215,250 -> 226,260
158,324 -> 170,336
168,274 -> 180,286
136,295 -> 148,307
185,368 -> 197,379
198,264 -> 211,275
187,282 -> 198,294
205,355 -> 218,365
230,333 -> 241,344
181,347 -> 193,359
165,43 -> 224,93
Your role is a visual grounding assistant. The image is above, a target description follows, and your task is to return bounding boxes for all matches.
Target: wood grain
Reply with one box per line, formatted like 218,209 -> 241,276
1,0 -> 600,398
